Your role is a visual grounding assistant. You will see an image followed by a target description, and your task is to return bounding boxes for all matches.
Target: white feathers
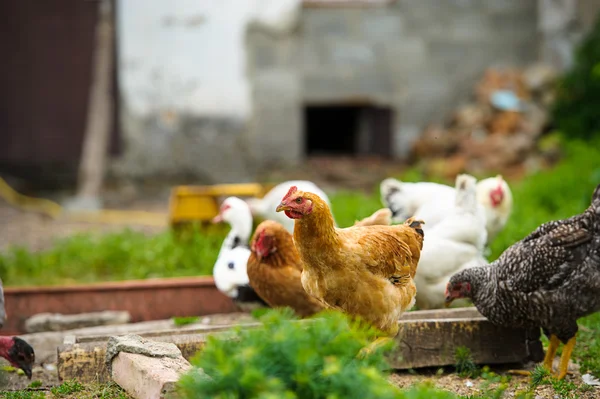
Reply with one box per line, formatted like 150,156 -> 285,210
475,176 -> 513,243
413,174 -> 489,310
212,246 -> 252,298
381,175 -> 512,245
212,196 -> 253,299
246,180 -> 334,233
214,196 -> 254,260
380,178 -> 456,224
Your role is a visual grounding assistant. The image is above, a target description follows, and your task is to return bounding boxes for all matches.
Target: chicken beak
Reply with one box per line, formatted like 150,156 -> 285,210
18,362 -> 32,379
211,214 -> 223,224
444,300 -> 453,308
275,203 -> 289,213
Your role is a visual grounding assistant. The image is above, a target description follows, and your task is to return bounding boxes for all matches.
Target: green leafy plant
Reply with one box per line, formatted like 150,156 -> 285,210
50,380 -> 85,397
173,316 -> 200,326
26,381 -> 41,389
177,308 -> 400,399
0,391 -> 45,399
553,12 -> 600,141
454,346 -> 480,379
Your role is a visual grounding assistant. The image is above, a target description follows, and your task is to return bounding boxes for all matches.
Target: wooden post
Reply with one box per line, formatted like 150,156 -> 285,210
72,0 -> 114,208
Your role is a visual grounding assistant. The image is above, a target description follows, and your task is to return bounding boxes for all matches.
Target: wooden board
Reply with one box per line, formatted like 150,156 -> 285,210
57,308 -> 539,383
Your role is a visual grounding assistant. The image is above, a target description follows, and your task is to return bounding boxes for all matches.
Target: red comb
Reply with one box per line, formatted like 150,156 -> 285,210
282,185 -> 298,202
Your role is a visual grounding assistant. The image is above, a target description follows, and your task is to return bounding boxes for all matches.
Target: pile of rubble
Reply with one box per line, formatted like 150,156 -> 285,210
412,64 -> 562,179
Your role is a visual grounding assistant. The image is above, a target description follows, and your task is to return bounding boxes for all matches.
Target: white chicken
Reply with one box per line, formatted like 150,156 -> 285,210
246,180 -> 335,233
211,197 -> 268,311
413,174 -> 488,310
212,246 -> 268,311
475,176 -> 513,243
380,178 -> 455,223
212,197 -> 254,260
381,175 -> 512,245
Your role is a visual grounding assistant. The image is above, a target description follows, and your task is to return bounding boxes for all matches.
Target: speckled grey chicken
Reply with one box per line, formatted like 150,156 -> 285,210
445,184 -> 600,380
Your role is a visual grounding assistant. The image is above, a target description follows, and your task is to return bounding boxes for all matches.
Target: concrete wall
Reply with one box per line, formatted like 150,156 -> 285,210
113,0 -> 540,183
249,0 -> 539,164
112,0 -> 300,183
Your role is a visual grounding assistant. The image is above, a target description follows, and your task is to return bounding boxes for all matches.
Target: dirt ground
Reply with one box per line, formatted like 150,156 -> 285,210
1,362 -> 597,398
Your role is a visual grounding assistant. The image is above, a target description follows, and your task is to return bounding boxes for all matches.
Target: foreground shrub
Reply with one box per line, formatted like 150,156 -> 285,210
177,308 -> 401,399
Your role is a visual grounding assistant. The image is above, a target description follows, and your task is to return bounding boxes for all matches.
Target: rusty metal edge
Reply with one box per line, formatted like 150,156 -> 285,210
4,275 -> 217,294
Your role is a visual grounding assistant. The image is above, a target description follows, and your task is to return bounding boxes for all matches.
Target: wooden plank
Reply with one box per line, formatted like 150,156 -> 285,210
390,318 -> 528,369
57,308 -> 535,383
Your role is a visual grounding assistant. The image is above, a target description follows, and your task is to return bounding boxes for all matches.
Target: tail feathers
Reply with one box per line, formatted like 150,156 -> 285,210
380,178 -> 402,207
455,174 -> 479,212
405,217 -> 425,237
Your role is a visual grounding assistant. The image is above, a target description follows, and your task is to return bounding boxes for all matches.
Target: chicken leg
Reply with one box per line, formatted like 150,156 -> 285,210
508,334 -> 561,377
543,335 -> 560,371
556,336 -> 576,380
357,337 -> 393,359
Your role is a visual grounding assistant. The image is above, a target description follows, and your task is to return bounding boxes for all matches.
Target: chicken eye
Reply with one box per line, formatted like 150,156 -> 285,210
295,197 -> 302,204
227,262 -> 235,270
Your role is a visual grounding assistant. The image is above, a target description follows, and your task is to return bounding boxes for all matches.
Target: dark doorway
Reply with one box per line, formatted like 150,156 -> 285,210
304,105 -> 393,157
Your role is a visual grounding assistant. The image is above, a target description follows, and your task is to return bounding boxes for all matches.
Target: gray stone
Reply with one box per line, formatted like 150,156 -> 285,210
106,334 -> 182,374
323,39 -> 376,67
25,311 -> 131,333
302,9 -> 353,38
359,14 -> 404,41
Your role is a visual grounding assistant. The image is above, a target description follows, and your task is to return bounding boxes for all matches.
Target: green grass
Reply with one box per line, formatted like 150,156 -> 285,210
488,138 -> 600,260
172,316 -> 201,326
0,391 -> 45,399
49,380 -> 84,397
4,136 -> 595,289
0,225 -> 226,287
0,382 -> 131,399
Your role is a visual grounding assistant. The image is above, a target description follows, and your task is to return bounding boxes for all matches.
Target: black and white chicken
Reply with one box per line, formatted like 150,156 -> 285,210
446,184 -> 600,379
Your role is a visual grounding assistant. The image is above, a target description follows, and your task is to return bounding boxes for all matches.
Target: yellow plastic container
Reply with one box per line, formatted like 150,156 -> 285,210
168,183 -> 275,225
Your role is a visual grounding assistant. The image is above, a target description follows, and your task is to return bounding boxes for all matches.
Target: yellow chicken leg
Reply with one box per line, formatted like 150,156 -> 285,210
357,337 -> 393,359
555,336 -> 576,380
508,334 -> 561,377
543,335 -> 560,372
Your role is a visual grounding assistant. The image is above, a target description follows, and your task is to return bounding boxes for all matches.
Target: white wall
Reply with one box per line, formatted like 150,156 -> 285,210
117,0 -> 301,119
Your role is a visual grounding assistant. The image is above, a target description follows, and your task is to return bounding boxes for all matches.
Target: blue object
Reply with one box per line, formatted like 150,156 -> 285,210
490,90 -> 522,111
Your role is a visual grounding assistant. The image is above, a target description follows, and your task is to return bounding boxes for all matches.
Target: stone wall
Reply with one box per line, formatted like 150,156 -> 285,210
114,0 -> 541,184
249,0 -> 540,166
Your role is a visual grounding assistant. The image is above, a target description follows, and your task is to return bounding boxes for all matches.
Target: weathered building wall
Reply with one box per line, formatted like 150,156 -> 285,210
249,0 -> 539,164
114,0 -> 541,183
112,0 -> 301,183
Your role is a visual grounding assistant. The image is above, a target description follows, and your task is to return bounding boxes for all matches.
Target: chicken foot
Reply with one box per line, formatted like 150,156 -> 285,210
357,337 -> 393,359
507,335 -> 574,379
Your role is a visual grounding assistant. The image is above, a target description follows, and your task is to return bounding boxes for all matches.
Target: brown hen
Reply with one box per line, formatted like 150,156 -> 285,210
276,186 -> 425,354
248,220 -> 324,317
